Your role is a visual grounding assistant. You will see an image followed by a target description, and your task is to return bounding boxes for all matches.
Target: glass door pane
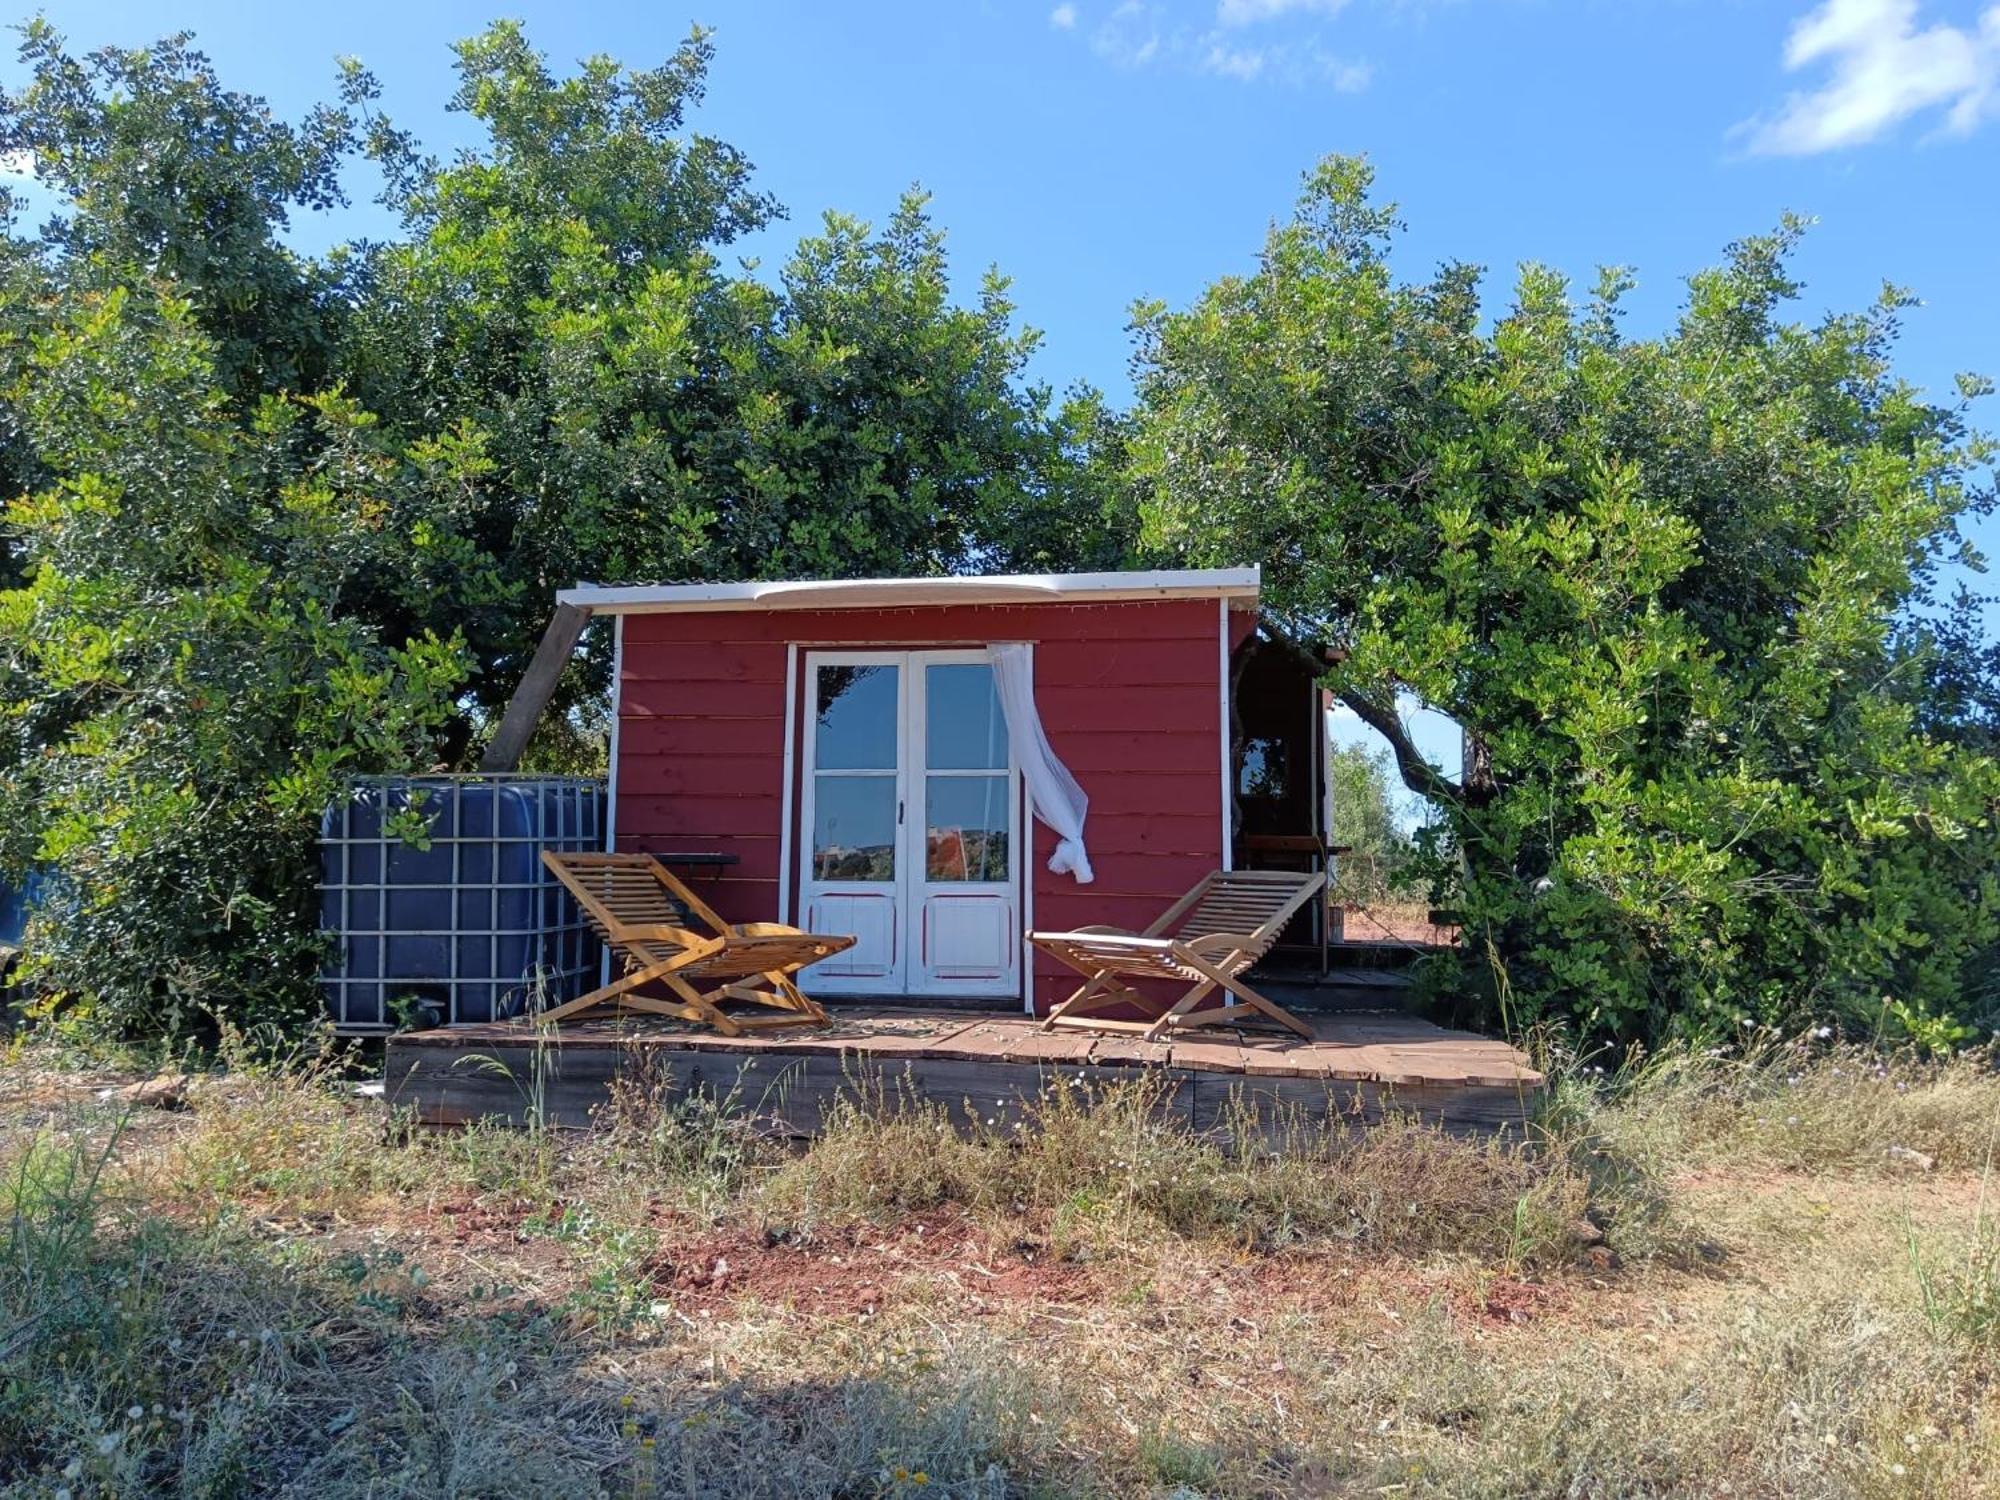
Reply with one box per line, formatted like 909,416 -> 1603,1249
925,775 -> 1010,881
925,662 -> 1009,770
813,779 -> 898,881
922,663 -> 1009,884
815,665 -> 899,770
812,662 -> 900,882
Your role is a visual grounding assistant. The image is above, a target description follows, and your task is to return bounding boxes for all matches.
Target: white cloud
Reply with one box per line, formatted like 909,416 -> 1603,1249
1196,39 -> 1371,87
1217,0 -> 1348,25
1741,0 -> 2000,154
1091,0 -> 1165,68
1202,41 -> 1268,78
1049,3 -> 1079,30
1074,0 -> 1371,89
1324,55 -> 1372,92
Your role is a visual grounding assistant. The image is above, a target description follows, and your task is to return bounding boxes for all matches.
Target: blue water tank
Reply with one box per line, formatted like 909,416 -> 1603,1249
319,776 -> 606,1030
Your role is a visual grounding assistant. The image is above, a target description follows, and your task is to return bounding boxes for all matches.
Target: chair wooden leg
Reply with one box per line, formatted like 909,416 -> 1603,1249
534,958 -> 685,1025
1159,951 -> 1312,1039
657,973 -> 744,1036
768,976 -> 824,1024
1044,970 -> 1160,1030
767,971 -> 830,1022
711,976 -> 829,1027
715,971 -> 824,1014
611,993 -> 719,1025
1140,975 -> 1221,1042
537,944 -> 838,1035
1042,974 -> 1106,1028
1040,970 -> 1113,1028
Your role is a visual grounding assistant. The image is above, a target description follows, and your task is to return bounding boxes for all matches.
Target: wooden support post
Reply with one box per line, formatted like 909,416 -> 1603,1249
479,603 -> 593,772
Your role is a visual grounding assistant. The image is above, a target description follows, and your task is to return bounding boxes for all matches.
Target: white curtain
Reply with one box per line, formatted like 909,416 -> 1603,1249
988,643 -> 1094,885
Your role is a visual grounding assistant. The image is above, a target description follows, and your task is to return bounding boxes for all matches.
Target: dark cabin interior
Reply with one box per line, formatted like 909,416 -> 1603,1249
1229,629 -> 1335,965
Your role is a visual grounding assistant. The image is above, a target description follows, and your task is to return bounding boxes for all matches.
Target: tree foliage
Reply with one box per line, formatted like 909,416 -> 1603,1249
1132,157 -> 2000,1046
0,20 -> 1114,1038
1,19 -> 369,398
1327,742 -> 1417,907
342,21 -> 1120,736
0,277 -> 465,1035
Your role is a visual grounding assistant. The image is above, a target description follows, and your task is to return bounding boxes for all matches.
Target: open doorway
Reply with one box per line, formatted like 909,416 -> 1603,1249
1228,629 -> 1336,967
1229,627 -> 1462,978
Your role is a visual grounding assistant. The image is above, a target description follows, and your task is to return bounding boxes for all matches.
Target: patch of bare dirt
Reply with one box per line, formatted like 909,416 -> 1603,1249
1462,1274 -> 1571,1328
646,1212 -> 1098,1317
1336,902 -> 1457,947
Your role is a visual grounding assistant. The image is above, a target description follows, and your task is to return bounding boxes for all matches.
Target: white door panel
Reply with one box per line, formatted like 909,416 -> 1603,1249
909,657 -> 1016,994
921,895 -> 1013,980
798,650 -> 1020,999
807,892 -> 899,978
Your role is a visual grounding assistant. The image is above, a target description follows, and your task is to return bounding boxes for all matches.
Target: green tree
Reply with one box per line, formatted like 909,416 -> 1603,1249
0,277 -> 465,1036
0,20 -> 1118,1040
1133,157 -> 2000,1046
1327,742 -> 1417,906
0,19 -> 373,400
344,22 -> 1120,746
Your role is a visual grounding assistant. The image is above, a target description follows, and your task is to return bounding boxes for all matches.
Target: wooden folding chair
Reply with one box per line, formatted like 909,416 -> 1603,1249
538,853 -> 851,1034
1033,869 -> 1326,1041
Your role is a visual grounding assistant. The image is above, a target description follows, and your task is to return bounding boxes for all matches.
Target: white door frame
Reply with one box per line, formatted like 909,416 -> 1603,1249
796,648 -> 1022,999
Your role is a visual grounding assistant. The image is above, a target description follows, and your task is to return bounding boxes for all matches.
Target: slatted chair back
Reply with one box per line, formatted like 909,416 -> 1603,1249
1155,869 -> 1324,958
543,853 -> 721,961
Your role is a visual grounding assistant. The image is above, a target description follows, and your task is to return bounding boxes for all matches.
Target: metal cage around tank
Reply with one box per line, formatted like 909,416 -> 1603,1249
318,775 -> 605,1031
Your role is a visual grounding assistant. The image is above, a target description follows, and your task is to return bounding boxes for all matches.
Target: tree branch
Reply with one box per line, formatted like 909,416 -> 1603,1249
1335,689 -> 1464,807
1253,614 -> 1463,808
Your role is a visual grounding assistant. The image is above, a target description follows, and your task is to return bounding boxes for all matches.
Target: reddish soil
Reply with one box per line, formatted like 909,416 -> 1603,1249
645,1212 -> 1099,1316
1464,1275 -> 1570,1327
1337,904 -> 1458,948
397,1191 -> 1600,1333
436,1199 -> 523,1241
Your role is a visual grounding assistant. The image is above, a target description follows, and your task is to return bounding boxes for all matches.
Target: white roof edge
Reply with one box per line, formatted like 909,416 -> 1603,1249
557,566 -> 1261,615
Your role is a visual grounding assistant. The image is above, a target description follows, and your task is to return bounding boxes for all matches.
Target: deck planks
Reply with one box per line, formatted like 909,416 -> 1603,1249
385,1005 -> 1543,1138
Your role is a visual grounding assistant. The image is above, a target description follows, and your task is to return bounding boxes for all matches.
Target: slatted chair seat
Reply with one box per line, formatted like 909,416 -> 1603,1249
1032,868 -> 1325,1040
538,853 -> 852,1034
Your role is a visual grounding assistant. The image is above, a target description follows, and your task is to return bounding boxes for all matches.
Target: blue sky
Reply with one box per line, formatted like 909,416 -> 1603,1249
12,0 -> 2000,792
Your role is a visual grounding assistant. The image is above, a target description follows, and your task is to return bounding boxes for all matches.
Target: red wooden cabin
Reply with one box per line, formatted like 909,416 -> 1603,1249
519,568 -> 1333,1013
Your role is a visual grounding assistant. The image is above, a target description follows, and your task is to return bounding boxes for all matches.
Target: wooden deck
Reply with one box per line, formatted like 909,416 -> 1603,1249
386,1006 -> 1544,1139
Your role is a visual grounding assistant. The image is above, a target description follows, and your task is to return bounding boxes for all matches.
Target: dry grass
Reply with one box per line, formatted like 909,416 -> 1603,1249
754,1075 -> 1596,1266
1567,1031 -> 2000,1176
1,1030 -> 1997,1497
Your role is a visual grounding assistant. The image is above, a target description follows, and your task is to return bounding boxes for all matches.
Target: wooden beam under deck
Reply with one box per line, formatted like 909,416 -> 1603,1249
386,1007 -> 1543,1140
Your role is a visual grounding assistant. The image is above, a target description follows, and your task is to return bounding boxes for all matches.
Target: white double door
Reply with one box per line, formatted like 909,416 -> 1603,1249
799,649 -> 1021,998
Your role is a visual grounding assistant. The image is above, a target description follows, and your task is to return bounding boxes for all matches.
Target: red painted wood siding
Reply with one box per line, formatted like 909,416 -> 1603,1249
612,598 -> 1242,1012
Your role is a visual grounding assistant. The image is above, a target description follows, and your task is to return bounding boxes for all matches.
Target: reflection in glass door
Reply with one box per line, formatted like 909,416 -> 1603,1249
913,661 -> 1016,991
803,659 -> 904,987
798,651 -> 1020,998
